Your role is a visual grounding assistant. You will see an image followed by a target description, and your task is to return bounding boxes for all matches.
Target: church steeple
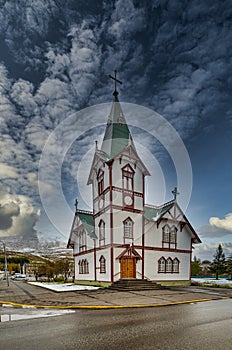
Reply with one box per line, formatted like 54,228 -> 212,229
101,71 -> 137,159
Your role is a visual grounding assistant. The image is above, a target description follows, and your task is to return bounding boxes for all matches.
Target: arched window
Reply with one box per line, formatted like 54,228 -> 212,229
79,259 -> 89,274
97,169 -> 104,196
173,258 -> 180,273
99,220 -> 105,246
162,225 -> 170,243
170,225 -> 177,246
78,260 -> 83,274
166,257 -> 173,273
83,259 -> 89,274
158,257 -> 166,273
122,164 -> 134,191
99,255 -> 106,274
162,224 -> 177,249
123,217 -> 134,242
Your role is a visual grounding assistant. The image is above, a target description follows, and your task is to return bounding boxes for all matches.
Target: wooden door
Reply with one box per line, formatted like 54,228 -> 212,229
120,258 -> 136,279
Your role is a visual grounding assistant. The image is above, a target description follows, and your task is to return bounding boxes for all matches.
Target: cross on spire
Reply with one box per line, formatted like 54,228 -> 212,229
109,70 -> 122,98
172,187 -> 180,201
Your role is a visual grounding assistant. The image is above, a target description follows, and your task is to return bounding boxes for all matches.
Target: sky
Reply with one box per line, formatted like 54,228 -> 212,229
0,0 -> 232,261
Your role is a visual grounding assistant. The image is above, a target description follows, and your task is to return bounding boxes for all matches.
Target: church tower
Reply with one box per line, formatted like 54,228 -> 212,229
87,71 -> 150,281
68,71 -> 201,284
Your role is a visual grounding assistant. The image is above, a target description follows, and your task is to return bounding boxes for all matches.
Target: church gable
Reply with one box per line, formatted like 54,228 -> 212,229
87,149 -> 107,185
67,210 -> 96,250
115,144 -> 150,176
144,201 -> 201,246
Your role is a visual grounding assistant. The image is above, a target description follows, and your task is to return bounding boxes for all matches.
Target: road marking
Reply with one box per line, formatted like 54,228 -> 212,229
0,296 -> 230,310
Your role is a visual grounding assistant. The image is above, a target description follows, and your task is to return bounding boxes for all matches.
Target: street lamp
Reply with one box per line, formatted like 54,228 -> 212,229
0,241 -> 9,287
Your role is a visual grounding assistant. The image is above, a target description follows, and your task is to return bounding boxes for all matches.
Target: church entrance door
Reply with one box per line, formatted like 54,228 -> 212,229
120,257 -> 136,279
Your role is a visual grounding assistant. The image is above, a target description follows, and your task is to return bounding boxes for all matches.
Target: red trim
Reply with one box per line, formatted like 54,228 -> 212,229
121,163 -> 135,173
116,245 -> 142,260
93,186 -> 143,204
189,238 -> 193,280
142,173 -> 145,279
142,245 -> 191,254
73,244 -> 191,257
94,204 -> 143,218
99,255 -> 106,274
175,203 -> 201,243
108,160 -> 114,283
158,256 -> 180,274
94,240 -> 96,281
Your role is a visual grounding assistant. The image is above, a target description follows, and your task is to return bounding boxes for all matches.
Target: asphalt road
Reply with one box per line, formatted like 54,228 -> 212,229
0,299 -> 232,350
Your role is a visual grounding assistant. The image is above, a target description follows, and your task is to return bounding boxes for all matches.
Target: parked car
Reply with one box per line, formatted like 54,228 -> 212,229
11,273 -> 27,281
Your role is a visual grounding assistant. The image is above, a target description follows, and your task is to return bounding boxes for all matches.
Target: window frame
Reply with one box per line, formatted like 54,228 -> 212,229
158,257 -> 180,274
166,257 -> 173,273
122,164 -> 134,192
99,255 -> 106,274
79,230 -> 87,252
158,257 -> 166,273
173,257 -> 180,273
162,224 -> 177,249
78,259 -> 89,274
123,217 -> 134,243
99,220 -> 105,246
97,169 -> 104,196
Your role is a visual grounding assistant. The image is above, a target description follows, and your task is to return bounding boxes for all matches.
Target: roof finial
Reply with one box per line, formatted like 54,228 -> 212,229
172,187 -> 180,201
74,198 -> 78,212
109,70 -> 122,99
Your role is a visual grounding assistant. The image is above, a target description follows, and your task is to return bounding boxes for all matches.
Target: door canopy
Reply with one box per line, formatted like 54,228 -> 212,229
116,245 -> 142,261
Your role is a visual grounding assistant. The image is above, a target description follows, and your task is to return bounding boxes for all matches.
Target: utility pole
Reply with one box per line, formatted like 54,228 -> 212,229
0,241 -> 9,287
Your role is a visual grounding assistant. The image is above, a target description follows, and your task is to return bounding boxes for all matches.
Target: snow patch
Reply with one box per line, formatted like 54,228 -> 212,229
29,282 -> 100,292
192,278 -> 232,285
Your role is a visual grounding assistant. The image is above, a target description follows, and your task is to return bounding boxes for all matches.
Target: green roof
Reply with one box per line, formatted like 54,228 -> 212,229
77,211 -> 97,239
101,97 -> 137,159
144,202 -> 174,221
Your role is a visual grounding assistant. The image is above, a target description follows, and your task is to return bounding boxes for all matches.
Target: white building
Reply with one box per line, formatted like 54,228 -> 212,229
67,83 -> 201,283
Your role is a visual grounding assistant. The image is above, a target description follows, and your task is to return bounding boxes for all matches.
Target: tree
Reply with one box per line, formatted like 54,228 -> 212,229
54,258 -> 70,281
209,244 -> 226,280
201,260 -> 211,276
191,256 -> 202,276
226,255 -> 232,280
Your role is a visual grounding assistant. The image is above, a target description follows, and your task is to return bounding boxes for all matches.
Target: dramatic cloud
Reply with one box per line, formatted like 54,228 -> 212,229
0,201 -> 20,230
0,0 -> 231,249
0,186 -> 40,240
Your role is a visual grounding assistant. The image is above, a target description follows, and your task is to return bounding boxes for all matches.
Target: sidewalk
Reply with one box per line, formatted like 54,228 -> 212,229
0,281 -> 231,309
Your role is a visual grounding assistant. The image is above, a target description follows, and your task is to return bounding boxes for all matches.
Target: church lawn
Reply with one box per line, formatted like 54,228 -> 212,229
74,280 -> 111,288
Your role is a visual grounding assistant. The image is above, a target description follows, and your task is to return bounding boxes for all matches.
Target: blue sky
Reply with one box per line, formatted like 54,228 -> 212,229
0,0 -> 232,260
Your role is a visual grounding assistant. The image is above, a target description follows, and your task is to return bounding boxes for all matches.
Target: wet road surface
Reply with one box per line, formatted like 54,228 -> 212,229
0,299 -> 231,350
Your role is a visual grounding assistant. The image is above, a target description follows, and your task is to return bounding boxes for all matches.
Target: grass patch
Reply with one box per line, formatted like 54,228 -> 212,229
158,281 -> 191,287
74,280 -> 112,288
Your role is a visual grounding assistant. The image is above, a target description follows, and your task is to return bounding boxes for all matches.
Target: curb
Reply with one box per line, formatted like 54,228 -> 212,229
0,296 -> 230,310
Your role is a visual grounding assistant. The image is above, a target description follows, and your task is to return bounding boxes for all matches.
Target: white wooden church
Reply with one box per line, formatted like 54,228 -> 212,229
67,73 -> 201,283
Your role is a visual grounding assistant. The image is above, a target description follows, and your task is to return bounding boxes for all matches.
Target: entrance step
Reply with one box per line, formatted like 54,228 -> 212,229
107,278 -> 164,291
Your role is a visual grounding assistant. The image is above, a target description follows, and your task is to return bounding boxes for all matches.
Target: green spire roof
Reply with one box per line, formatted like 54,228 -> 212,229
101,94 -> 137,159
